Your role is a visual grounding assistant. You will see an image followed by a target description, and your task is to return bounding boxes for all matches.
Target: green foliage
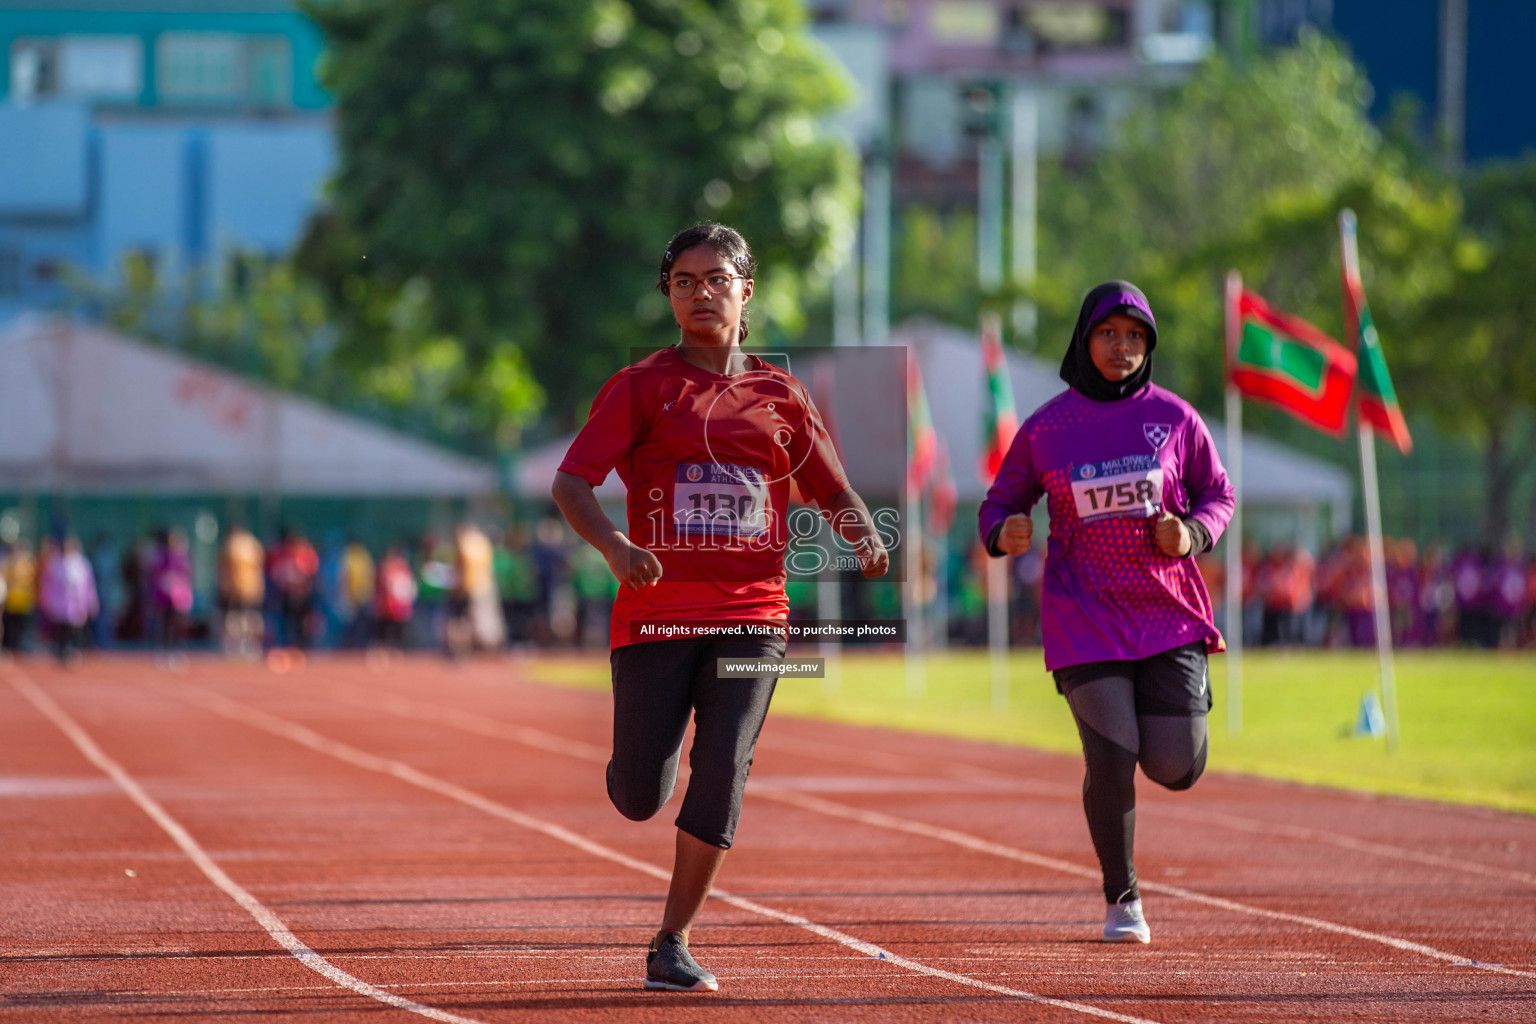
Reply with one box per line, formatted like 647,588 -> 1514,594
78,253 -> 333,391
1032,32 -> 1394,404
891,206 -> 980,327
1027,30 -> 1536,541
300,0 -> 860,431
1411,158 -> 1536,541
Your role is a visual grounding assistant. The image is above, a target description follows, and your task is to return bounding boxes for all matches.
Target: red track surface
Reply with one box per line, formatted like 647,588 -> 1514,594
2,654 -> 1532,1023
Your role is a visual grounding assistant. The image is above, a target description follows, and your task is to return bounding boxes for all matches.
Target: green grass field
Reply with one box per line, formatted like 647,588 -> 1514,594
525,648 -> 1536,815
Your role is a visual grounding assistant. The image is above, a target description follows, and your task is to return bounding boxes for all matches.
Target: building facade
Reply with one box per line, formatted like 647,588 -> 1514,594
1258,0 -> 1536,164
0,1 -> 333,321
810,0 -> 1219,205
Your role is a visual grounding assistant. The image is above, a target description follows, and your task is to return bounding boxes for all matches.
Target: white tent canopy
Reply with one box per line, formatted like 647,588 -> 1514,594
0,317 -> 498,495
514,429 -> 626,502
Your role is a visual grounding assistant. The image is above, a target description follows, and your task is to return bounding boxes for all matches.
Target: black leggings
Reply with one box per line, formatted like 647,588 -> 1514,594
607,636 -> 784,849
1054,643 -> 1211,904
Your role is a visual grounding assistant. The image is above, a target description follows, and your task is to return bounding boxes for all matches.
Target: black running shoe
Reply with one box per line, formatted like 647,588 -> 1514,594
644,931 -> 719,992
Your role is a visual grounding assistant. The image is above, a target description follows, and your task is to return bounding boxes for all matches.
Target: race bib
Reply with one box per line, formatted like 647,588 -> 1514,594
673,462 -> 769,538
1070,455 -> 1164,522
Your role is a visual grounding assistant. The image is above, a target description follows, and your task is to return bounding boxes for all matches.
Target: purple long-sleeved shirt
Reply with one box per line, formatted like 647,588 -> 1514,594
979,384 -> 1235,670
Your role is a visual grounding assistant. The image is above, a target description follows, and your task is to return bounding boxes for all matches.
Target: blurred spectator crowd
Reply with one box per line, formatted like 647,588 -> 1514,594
960,535 -> 1536,652
1201,537 -> 1536,651
0,516 -> 619,662
2,521 -> 1533,661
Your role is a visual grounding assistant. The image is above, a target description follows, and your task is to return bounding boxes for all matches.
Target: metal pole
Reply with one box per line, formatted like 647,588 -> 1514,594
1358,426 -> 1402,752
1340,207 -> 1401,751
834,216 -> 861,349
1224,271 -> 1244,735
981,312 -> 1010,709
977,108 -> 1007,710
931,522 -> 949,653
823,222 -> 859,694
862,155 -> 891,347
1438,0 -> 1468,172
905,480 -> 926,699
987,554 -> 1009,711
978,137 -> 1005,293
1009,87 -> 1037,340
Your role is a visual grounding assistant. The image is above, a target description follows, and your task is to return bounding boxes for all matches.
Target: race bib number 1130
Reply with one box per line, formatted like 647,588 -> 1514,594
1070,455 -> 1164,522
673,462 -> 769,538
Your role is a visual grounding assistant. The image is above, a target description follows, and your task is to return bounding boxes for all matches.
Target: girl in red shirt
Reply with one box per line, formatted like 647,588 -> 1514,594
553,224 -> 888,992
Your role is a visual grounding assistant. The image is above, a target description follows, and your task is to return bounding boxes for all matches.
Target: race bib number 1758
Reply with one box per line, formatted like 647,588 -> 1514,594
1070,455 -> 1164,522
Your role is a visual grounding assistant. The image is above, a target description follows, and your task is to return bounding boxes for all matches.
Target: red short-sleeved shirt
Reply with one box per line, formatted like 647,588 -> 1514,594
559,346 -> 849,647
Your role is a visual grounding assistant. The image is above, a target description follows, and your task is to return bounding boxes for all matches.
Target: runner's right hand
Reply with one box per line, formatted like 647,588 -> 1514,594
997,514 -> 1033,556
603,536 -> 664,590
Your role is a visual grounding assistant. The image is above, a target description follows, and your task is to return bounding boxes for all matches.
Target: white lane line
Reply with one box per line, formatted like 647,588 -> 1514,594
1149,803 -> 1536,888
285,676 -> 1534,982
293,670 -> 1536,890
761,732 -> 1080,798
759,733 -> 1536,889
760,789 -> 1536,982
158,680 -> 1165,1024
5,672 -> 491,1024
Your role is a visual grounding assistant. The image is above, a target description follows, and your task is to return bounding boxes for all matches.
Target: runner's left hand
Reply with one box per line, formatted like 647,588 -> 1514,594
855,538 -> 890,578
1154,511 -> 1192,557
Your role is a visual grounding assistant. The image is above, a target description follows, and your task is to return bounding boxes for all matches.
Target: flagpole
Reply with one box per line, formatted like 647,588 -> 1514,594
1223,270 -> 1244,736
1357,422 -> 1401,752
980,315 -> 1010,710
1341,208 -> 1401,753
987,554 -> 1009,711
905,478 -> 926,699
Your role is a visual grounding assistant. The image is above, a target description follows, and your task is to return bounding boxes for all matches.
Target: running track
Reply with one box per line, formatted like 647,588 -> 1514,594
2,655 -> 1532,1023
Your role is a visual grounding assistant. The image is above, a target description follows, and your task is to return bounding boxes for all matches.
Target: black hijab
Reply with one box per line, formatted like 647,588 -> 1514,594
1059,280 -> 1159,402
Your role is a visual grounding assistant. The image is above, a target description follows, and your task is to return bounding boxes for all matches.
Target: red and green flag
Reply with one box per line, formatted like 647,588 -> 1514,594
906,350 -> 937,495
978,313 -> 1019,482
1228,287 -> 1357,436
1340,209 -> 1412,453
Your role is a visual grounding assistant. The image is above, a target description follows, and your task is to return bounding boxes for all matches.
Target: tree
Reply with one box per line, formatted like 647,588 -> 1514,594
1027,31 -> 1536,543
1030,31 -> 1386,406
300,0 -> 860,435
1414,158 -> 1536,544
891,206 -> 979,328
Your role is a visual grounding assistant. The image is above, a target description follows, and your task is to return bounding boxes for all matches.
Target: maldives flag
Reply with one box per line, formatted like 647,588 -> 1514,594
1340,210 -> 1413,453
978,314 -> 1019,482
906,351 -> 937,494
1228,287 -> 1357,436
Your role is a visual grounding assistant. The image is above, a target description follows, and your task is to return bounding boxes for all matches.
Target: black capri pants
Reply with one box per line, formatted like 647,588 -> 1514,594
1053,641 -> 1212,904
607,635 -> 785,849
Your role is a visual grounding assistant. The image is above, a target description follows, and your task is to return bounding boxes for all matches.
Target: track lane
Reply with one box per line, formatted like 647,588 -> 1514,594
162,658 -> 1536,1020
148,673 -> 1169,1024
314,655 -> 1536,892
0,669 -> 503,1019
236,657 -> 1536,1010
8,656 -> 1534,1023
11,660 -> 1180,1023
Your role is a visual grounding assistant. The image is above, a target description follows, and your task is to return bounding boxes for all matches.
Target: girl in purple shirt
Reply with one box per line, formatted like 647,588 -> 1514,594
979,281 -> 1234,945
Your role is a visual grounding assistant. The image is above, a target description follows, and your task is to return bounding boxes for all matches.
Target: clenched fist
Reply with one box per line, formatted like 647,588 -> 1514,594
854,537 -> 891,578
996,513 -> 1034,556
1154,511 -> 1192,557
603,535 -> 665,590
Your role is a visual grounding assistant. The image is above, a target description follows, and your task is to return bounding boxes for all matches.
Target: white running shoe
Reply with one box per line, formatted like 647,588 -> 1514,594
1103,898 -> 1151,944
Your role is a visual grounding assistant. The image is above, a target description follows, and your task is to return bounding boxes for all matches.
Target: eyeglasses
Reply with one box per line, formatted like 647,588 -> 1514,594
666,272 -> 745,297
